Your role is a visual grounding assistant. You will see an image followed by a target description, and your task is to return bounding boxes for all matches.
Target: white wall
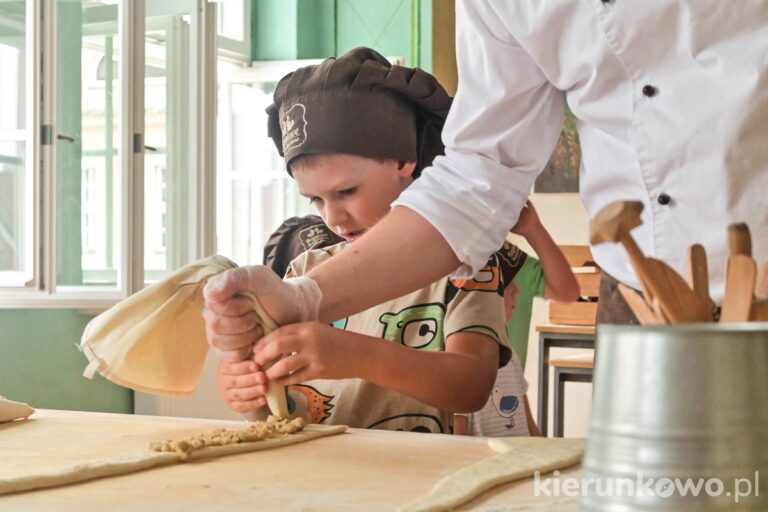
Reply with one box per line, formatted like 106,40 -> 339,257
510,193 -> 593,438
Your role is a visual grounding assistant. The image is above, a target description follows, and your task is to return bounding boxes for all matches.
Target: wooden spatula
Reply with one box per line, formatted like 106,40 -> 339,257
727,223 -> 752,257
644,257 -> 713,323
755,262 -> 768,300
618,283 -> 666,325
687,244 -> 709,304
721,254 -> 757,323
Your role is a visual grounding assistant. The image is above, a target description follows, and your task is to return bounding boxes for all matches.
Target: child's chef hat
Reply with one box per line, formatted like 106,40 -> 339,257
266,47 -> 452,176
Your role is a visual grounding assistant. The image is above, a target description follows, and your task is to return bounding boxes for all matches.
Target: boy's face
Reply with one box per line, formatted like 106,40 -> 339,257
292,153 -> 416,242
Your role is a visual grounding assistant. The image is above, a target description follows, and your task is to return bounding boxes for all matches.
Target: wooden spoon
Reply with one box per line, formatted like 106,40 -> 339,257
721,254 -> 757,323
589,201 -> 655,303
618,283 -> 666,325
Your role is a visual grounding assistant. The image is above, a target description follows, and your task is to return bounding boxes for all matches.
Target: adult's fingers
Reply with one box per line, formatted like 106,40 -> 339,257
203,308 -> 262,336
205,294 -> 257,316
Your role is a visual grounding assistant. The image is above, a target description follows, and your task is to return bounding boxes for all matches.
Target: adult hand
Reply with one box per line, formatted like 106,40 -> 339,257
203,265 -> 306,361
216,360 -> 269,414
253,322 -> 356,386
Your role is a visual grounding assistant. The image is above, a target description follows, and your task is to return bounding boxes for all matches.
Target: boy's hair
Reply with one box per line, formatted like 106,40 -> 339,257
266,47 -> 452,178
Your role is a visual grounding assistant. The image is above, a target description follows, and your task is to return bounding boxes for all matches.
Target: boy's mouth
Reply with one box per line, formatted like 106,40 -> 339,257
342,229 -> 365,242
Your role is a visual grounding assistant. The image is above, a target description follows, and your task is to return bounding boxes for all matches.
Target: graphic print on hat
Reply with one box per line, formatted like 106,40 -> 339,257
280,103 -> 307,153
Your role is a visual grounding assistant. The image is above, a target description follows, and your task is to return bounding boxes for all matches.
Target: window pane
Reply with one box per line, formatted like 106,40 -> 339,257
56,0 -> 121,287
144,1 -> 199,284
216,73 -> 315,267
0,1 -> 30,281
0,141 -> 26,274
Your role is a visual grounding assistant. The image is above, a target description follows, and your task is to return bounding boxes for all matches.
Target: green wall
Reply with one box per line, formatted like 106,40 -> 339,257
252,0 -> 432,70
0,310 -> 132,413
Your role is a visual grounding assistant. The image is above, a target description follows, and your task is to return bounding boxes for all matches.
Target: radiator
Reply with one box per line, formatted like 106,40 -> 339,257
134,351 -> 242,421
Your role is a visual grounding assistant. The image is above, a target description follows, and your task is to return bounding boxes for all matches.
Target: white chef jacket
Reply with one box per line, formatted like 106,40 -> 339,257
393,0 -> 768,302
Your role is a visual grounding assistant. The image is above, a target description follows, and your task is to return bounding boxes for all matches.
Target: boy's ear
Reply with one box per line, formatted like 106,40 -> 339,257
397,160 -> 418,178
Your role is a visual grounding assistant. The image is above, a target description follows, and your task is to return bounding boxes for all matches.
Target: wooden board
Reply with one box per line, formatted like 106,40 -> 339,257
0,410 -> 581,511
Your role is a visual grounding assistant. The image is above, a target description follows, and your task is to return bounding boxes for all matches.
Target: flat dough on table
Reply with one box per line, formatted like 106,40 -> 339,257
398,437 -> 585,512
0,396 -> 35,423
0,422 -> 346,496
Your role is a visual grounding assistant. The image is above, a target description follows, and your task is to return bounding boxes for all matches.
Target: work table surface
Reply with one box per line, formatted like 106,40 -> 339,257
0,409 -> 579,511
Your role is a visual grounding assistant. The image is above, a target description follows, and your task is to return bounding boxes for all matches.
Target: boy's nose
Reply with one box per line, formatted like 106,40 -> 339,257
323,202 -> 348,228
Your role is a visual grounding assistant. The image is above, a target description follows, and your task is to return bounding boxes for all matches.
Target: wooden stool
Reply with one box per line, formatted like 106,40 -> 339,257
550,351 -> 594,437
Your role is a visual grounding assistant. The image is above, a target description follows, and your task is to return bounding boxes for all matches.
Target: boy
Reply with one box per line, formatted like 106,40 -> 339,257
213,48 -> 510,434
211,48 -> 577,435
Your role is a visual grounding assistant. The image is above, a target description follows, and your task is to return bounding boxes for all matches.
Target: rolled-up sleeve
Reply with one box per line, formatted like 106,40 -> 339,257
392,0 -> 565,277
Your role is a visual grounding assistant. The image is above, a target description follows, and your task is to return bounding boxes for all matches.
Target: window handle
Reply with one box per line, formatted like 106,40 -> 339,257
144,145 -> 158,152
57,134 -> 76,143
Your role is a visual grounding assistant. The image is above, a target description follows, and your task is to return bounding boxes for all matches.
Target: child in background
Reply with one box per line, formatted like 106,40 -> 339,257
215,47 -> 512,434
461,200 -> 578,437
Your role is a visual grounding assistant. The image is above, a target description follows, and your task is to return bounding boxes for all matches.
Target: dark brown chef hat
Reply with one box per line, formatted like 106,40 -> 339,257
263,215 -> 344,278
266,47 -> 452,177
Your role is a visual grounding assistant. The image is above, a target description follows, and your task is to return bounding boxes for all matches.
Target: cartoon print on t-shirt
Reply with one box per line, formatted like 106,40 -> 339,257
366,413 -> 445,433
287,384 -> 334,424
379,303 -> 445,350
491,386 -> 519,429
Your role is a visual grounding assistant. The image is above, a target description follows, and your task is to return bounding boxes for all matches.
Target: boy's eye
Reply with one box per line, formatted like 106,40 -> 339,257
308,196 -> 321,205
337,187 -> 356,197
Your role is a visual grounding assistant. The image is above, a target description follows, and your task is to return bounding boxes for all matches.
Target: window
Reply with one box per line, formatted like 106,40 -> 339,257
0,0 -> 219,307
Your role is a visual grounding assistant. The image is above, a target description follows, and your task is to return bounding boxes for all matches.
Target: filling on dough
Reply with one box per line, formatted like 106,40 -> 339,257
149,416 -> 306,460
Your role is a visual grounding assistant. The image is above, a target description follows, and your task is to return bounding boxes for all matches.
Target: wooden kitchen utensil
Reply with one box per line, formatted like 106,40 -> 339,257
755,262 -> 768,300
589,201 -> 655,303
618,283 -> 666,325
687,244 -> 710,303
721,254 -> 757,323
644,257 -> 712,323
750,300 -> 768,322
727,222 -> 752,257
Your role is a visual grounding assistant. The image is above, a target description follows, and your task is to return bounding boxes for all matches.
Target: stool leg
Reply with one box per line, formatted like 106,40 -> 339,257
553,367 -> 565,437
537,335 -> 550,436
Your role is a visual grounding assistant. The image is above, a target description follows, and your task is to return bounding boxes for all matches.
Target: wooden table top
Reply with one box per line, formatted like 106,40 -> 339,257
0,409 -> 581,511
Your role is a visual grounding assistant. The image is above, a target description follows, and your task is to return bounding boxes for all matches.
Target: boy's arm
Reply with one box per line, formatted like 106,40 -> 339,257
511,201 -> 579,302
254,323 -> 499,414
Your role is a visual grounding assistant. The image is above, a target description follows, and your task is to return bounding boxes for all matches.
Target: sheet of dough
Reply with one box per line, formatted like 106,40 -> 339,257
0,424 -> 346,496
398,437 -> 585,512
0,396 -> 34,423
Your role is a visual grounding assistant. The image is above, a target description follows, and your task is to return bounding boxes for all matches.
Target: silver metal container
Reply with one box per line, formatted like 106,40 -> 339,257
581,323 -> 768,511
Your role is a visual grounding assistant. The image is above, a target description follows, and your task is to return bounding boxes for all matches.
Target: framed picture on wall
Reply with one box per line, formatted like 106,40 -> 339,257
534,105 -> 581,193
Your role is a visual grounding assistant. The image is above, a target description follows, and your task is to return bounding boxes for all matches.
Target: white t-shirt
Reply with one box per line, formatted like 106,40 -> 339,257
468,350 -> 530,437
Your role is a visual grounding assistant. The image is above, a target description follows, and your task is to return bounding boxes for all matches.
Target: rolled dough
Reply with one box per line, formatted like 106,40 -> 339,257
0,423 -> 346,496
398,437 -> 585,512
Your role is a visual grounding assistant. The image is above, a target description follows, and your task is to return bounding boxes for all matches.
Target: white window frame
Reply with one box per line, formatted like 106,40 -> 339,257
0,0 -> 219,309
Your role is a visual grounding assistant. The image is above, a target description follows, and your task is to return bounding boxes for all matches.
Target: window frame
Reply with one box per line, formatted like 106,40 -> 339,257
0,0 -> 219,309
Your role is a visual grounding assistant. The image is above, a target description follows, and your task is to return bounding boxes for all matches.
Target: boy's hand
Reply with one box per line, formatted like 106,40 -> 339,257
216,360 -> 270,414
203,265 -> 303,362
509,200 -> 542,239
253,322 -> 355,385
